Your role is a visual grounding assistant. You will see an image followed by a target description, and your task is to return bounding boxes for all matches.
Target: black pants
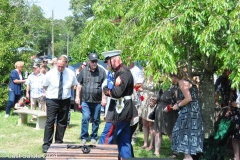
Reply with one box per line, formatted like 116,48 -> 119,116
130,122 -> 138,158
138,117 -> 143,132
42,98 -> 70,150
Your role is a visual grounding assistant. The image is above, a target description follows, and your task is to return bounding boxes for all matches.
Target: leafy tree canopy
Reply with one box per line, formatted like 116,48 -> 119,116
0,0 -> 34,107
75,0 -> 240,88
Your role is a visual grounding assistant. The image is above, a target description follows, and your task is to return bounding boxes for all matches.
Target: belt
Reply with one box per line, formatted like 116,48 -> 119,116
111,96 -> 132,100
46,98 -> 70,100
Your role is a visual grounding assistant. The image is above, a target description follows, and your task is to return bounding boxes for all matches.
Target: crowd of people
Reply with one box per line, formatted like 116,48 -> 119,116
3,51 -> 240,160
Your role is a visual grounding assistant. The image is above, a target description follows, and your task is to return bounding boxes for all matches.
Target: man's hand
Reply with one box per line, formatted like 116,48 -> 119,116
75,97 -> 80,105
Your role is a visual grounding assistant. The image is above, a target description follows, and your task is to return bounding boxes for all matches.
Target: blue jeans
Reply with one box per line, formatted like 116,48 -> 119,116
6,91 -> 21,115
80,102 -> 101,140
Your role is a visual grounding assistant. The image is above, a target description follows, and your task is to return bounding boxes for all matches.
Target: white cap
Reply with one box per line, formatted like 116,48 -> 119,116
102,50 -> 121,62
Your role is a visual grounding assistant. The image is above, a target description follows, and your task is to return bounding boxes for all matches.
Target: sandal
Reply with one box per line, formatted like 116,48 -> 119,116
168,152 -> 179,159
146,146 -> 153,151
140,145 -> 148,149
152,153 -> 160,156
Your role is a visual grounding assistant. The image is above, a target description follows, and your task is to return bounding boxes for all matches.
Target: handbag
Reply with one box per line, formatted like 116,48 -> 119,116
148,107 -> 156,120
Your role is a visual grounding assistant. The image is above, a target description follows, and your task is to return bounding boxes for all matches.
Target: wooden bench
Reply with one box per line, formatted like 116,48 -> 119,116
46,144 -> 118,160
13,109 -> 46,129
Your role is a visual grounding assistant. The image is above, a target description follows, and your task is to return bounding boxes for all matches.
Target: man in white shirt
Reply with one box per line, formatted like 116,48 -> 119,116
128,59 -> 144,132
128,59 -> 144,156
42,56 -> 78,153
26,63 -> 45,111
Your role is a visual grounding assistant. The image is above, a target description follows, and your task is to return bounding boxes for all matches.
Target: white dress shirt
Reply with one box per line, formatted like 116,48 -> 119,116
43,67 -> 78,99
130,65 -> 144,85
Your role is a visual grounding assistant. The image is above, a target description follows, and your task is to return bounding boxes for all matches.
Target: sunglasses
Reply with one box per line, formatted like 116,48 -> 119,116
90,60 -> 98,63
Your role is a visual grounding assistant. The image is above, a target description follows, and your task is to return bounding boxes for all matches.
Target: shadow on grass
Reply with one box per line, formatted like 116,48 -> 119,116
68,124 -> 79,128
133,133 -> 184,159
25,122 -> 36,128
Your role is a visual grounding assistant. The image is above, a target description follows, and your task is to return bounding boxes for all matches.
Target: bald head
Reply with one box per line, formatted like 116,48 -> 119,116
57,56 -> 68,72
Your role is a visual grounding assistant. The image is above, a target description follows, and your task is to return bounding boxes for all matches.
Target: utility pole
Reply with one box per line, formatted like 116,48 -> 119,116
51,10 -> 54,57
67,33 -> 69,56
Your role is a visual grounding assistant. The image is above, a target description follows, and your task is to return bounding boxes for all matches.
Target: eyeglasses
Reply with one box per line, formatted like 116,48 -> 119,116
90,60 -> 98,63
43,61 -> 48,63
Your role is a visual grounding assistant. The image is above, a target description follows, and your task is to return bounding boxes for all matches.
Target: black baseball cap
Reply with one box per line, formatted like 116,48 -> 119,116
88,53 -> 98,61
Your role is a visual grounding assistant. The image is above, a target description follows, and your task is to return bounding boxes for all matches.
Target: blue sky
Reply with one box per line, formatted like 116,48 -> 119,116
34,0 -> 72,20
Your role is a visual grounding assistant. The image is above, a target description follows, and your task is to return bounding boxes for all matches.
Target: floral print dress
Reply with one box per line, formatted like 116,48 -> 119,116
171,80 -> 204,155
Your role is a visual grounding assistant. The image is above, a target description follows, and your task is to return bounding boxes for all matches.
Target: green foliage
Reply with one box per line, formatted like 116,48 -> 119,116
68,0 -> 96,36
25,4 -> 52,54
75,0 -> 240,87
0,0 -> 31,109
73,0 -> 240,135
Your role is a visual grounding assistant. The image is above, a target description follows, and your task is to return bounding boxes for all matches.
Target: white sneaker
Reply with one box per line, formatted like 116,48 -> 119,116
81,139 -> 87,145
4,114 -> 9,118
91,139 -> 96,144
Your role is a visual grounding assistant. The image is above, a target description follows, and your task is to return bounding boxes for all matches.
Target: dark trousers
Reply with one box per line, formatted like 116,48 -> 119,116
130,122 -> 138,158
42,98 -> 70,149
6,91 -> 21,115
138,117 -> 143,131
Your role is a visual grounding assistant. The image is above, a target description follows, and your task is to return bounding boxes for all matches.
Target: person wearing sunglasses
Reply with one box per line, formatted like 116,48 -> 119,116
75,53 -> 107,145
42,59 -> 50,71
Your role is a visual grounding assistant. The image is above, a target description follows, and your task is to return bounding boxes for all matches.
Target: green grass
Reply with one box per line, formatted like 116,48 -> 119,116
0,110 -> 181,158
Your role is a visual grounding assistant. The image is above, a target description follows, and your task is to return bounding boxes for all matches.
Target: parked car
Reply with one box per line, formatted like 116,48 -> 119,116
33,58 -> 42,64
39,55 -> 56,60
67,56 -> 72,62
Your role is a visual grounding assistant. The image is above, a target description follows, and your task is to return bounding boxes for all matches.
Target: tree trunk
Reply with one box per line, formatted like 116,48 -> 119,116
199,71 -> 215,138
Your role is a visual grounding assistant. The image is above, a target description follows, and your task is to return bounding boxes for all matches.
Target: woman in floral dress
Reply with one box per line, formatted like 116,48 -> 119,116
138,76 -> 157,151
170,70 -> 204,160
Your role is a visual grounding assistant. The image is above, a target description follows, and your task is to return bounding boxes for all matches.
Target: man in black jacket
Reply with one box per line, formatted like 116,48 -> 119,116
214,69 -> 231,107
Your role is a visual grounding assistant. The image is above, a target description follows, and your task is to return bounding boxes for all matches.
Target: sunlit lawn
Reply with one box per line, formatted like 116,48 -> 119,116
0,109 -> 232,159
